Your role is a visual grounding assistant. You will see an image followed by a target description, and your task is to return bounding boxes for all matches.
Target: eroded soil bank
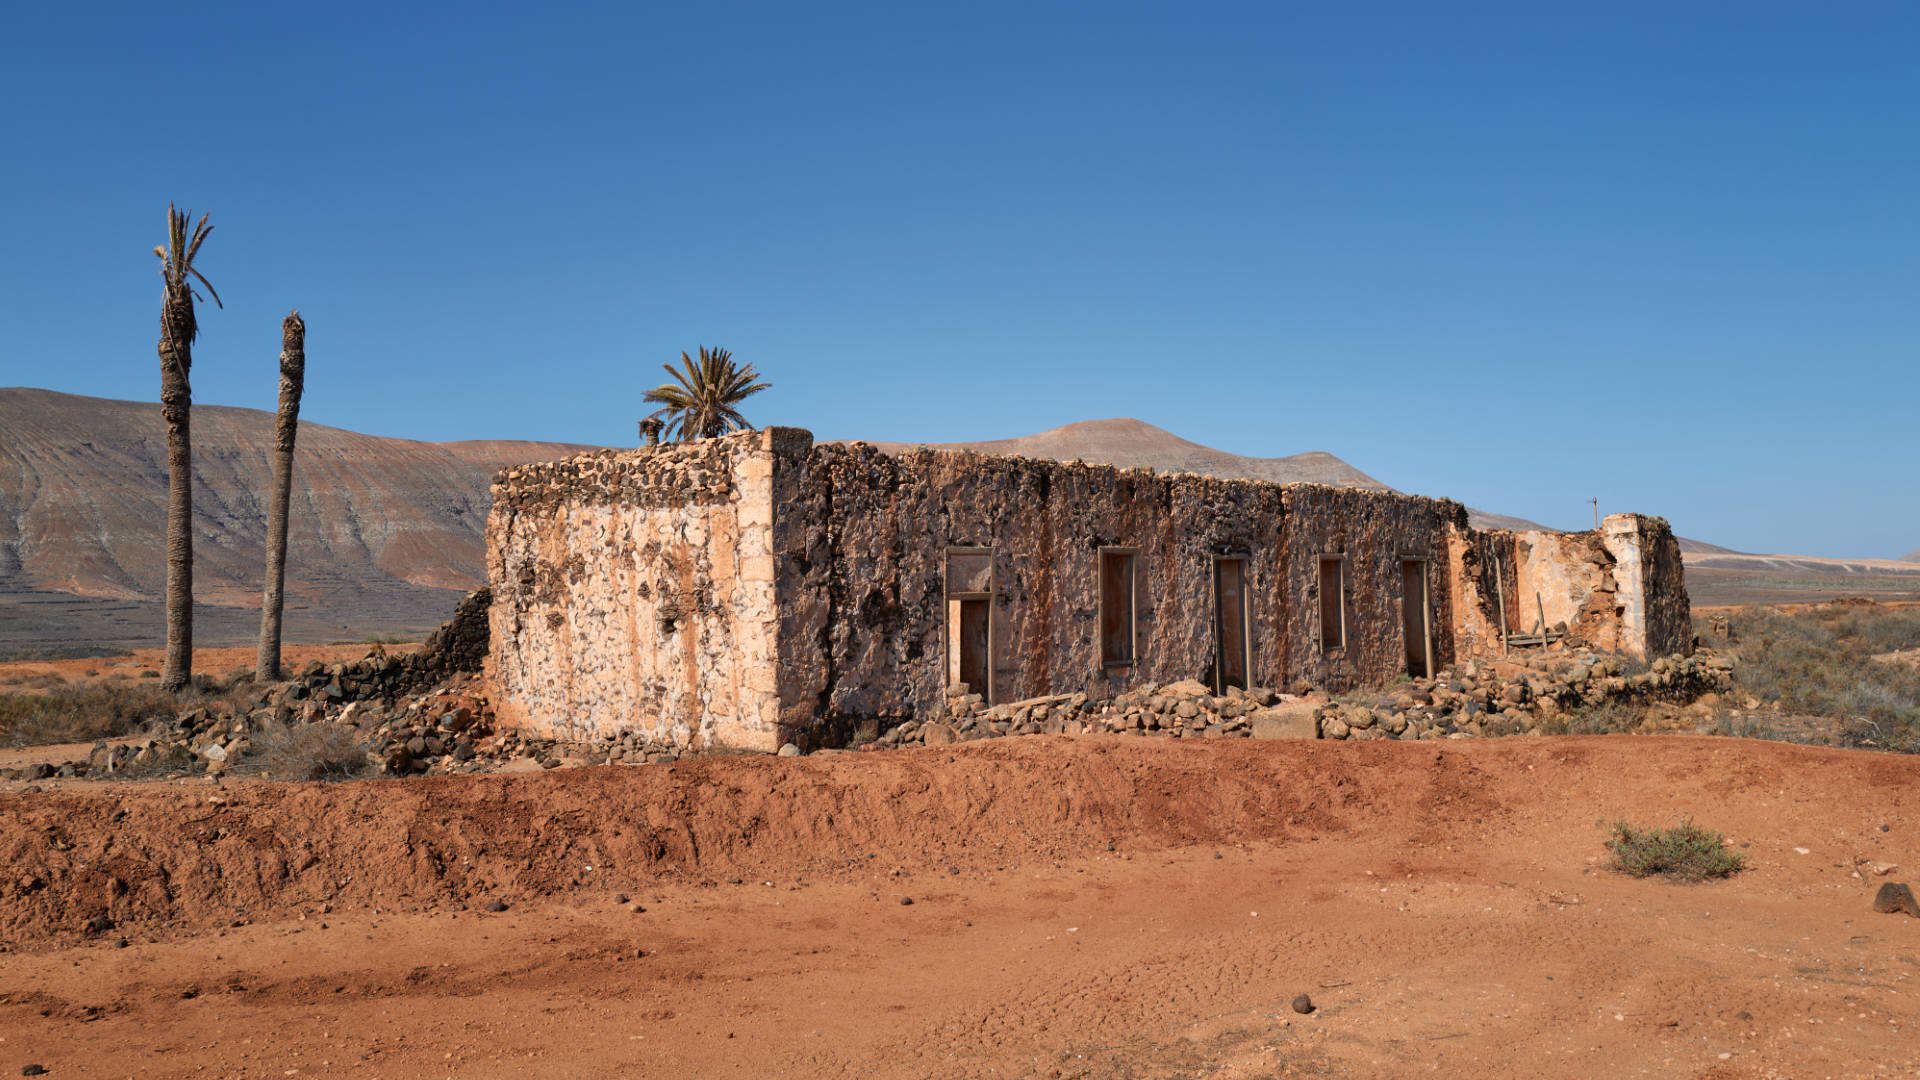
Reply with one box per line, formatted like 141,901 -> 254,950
1,735 -> 1916,1078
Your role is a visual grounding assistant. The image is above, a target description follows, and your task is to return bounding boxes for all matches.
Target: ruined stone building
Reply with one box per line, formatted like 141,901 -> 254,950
485,428 -> 1690,753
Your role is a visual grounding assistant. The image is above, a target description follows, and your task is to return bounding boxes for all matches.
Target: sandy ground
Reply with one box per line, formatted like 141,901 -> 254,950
2,735 -> 1917,1077
0,644 -> 418,689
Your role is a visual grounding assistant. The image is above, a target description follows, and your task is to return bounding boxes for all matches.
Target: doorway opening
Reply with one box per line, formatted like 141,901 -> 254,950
1213,555 -> 1250,692
950,597 -> 990,697
945,548 -> 993,702
1401,558 -> 1433,679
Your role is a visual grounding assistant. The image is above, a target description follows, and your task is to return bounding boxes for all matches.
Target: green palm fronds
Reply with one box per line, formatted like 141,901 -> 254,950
643,346 -> 771,442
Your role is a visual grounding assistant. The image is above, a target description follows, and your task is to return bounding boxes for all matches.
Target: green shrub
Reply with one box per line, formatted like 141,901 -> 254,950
1604,819 -> 1747,882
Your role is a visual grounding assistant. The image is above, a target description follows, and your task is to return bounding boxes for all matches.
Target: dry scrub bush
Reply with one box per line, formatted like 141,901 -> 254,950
1698,604 -> 1920,752
0,682 -> 179,747
1604,820 -> 1747,882
1537,699 -> 1644,736
0,668 -> 259,749
240,721 -> 372,782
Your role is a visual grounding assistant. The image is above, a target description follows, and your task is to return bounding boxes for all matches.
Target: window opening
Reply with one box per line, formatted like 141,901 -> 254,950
1099,549 -> 1137,667
1319,557 -> 1346,653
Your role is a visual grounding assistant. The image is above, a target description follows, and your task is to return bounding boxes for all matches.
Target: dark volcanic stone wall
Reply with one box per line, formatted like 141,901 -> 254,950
1277,486 -> 1465,692
1636,517 -> 1693,658
483,426 -> 1693,751
771,440 -> 1467,733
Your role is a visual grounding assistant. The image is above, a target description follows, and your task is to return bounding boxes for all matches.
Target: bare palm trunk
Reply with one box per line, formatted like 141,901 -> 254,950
159,312 -> 194,693
256,312 -> 306,682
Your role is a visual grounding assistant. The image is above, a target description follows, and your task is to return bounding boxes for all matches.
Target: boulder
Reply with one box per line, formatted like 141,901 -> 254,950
1247,703 -> 1319,739
1873,882 -> 1920,917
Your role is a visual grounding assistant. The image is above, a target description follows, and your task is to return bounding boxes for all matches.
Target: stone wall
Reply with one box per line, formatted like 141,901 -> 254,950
766,441 -> 1472,738
771,441 -> 1296,740
1445,514 -> 1692,661
1276,485 -> 1463,692
484,435 -> 782,751
485,427 -> 1692,751
1605,514 -> 1692,658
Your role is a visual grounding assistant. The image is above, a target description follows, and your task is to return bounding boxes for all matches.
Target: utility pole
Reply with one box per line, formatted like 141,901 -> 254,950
1592,498 -> 1599,529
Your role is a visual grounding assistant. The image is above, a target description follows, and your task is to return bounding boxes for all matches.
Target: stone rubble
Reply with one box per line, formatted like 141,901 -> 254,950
864,647 -> 1737,748
2,592 -> 1739,781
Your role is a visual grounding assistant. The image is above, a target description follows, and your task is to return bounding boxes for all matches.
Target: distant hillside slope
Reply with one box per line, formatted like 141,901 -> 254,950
1905,547 -> 1920,564
862,418 -> 1393,489
0,388 -> 596,650
854,418 -> 1551,532
1682,550 -> 1920,607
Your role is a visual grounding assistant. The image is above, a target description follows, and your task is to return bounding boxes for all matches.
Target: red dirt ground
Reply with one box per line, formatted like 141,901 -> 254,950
1,735 -> 1916,1078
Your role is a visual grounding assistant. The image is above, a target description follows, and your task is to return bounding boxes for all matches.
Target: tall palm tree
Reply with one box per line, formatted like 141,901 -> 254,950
642,346 -> 771,442
256,310 -> 305,682
155,205 -> 220,693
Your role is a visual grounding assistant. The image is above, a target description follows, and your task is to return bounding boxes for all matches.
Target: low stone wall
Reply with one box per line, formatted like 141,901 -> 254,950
1312,651 -> 1733,741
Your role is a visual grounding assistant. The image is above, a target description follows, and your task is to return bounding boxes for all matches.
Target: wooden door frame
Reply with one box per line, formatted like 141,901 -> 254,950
943,546 -> 995,704
1210,553 -> 1252,694
1098,546 -> 1139,670
1399,554 -> 1434,679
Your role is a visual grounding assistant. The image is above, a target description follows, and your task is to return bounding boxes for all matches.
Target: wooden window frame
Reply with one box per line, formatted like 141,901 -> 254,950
1318,554 -> 1348,656
1098,546 -> 1138,669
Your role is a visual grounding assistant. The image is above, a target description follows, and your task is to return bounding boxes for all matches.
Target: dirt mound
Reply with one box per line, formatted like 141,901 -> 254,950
3,734 -> 1911,947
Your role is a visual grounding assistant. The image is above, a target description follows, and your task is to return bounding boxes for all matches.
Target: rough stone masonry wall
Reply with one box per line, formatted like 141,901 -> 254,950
770,439 -> 1294,741
485,434 -> 782,752
768,439 -> 1466,741
1446,514 -> 1691,661
1606,513 -> 1692,658
485,426 -> 1692,752
1277,485 -> 1463,692
1512,528 -> 1629,651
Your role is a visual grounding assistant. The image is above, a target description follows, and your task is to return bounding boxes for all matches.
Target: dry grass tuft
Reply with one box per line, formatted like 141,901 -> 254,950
0,682 -> 180,747
1699,603 -> 1920,751
239,721 -> 373,781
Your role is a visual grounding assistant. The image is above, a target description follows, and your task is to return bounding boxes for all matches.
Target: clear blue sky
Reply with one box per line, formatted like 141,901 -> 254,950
2,3 -> 1914,557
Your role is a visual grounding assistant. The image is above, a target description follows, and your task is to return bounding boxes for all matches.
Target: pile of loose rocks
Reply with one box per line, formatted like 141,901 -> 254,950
1310,650 -> 1737,741
2,632 -> 1740,785
875,678 -> 1313,748
871,648 -> 1736,749
10,671 -> 511,782
1,587 -> 530,782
